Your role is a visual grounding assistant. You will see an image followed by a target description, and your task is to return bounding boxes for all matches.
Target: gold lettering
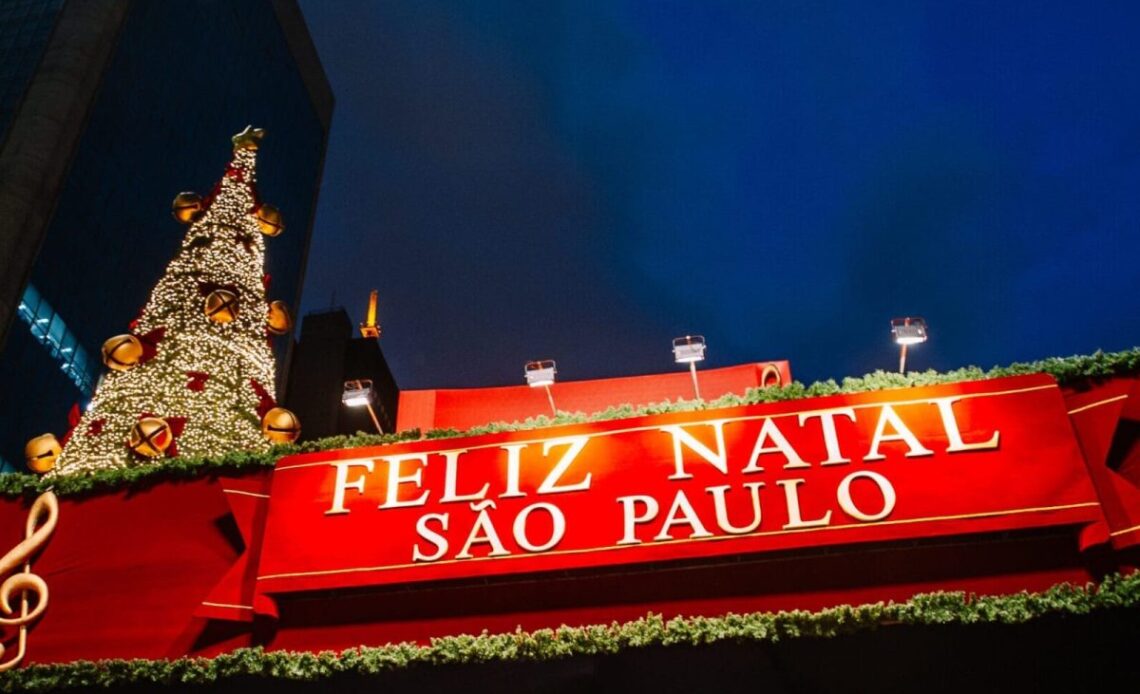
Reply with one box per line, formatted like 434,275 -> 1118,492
863,405 -> 934,461
537,436 -> 592,494
378,453 -> 430,509
325,460 -> 373,515
661,420 -> 730,479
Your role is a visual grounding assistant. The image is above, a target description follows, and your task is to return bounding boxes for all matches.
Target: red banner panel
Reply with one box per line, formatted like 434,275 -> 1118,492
255,374 -> 1102,598
396,361 -> 791,432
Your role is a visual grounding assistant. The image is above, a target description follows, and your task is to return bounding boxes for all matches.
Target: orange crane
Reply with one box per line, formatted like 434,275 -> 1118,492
359,290 -> 381,339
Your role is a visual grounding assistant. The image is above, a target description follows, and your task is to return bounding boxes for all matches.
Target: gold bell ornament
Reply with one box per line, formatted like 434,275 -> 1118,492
171,192 -> 204,223
204,289 -> 239,324
255,204 -> 284,237
101,334 -> 144,371
261,407 -> 301,443
127,417 -> 173,458
24,433 -> 61,474
267,301 -> 292,335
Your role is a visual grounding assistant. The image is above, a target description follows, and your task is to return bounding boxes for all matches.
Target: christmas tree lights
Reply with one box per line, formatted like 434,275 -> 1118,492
53,128 -> 292,474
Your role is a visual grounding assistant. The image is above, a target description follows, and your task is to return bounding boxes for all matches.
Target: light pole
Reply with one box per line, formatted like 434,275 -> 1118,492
524,360 -> 558,417
890,317 -> 928,374
673,335 -> 707,400
342,379 -> 383,434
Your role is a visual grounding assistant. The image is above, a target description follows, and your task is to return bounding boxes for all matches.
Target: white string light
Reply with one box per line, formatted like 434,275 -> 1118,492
54,145 -> 280,473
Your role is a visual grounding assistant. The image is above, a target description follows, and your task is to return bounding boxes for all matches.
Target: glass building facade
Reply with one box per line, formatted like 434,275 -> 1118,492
0,0 -> 331,471
16,284 -> 98,397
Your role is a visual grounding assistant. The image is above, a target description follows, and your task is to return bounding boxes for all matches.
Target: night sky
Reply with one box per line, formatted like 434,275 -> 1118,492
296,1 -> 1140,391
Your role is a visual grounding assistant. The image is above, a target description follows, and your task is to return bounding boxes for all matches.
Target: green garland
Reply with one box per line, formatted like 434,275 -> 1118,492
0,430 -> 423,500
3,347 -> 1138,499
3,572 -> 1138,691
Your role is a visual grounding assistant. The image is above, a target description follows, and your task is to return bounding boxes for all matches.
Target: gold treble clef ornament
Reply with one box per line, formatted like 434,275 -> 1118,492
0,491 -> 58,672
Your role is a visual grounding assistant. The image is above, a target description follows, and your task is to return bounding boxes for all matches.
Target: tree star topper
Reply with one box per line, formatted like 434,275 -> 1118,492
232,125 -> 265,151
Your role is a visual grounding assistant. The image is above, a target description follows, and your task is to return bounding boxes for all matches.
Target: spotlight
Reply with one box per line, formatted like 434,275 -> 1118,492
673,335 -> 707,400
525,360 -> 558,417
342,379 -> 383,433
890,317 -> 928,374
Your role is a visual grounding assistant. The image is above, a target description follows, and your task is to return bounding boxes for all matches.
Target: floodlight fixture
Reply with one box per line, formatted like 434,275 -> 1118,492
525,360 -> 556,387
672,335 -> 707,364
673,335 -> 707,400
342,380 -> 373,407
342,379 -> 383,433
890,317 -> 928,374
525,360 -> 558,417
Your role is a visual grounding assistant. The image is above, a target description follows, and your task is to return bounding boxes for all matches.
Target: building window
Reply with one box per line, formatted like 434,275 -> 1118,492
16,284 -> 97,396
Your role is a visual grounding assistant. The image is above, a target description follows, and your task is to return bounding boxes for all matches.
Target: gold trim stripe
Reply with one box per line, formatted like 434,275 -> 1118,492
1109,523 -> 1140,538
223,489 -> 270,499
257,500 -> 1100,582
200,601 -> 254,611
275,383 -> 1057,473
1067,394 -> 1130,415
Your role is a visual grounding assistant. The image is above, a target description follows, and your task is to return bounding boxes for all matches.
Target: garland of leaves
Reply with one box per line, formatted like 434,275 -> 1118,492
3,572 -> 1138,691
3,347 -> 1138,499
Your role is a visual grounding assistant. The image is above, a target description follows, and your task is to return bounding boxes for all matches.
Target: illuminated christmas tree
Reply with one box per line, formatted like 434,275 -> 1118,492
52,127 -> 299,475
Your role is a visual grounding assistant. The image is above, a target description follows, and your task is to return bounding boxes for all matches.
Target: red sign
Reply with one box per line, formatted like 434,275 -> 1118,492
244,374 -> 1101,602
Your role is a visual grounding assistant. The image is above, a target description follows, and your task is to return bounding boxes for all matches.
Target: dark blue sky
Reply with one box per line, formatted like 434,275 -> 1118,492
297,1 -> 1140,390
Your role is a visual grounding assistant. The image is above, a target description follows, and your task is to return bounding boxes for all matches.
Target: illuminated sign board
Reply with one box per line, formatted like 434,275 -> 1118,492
212,373 -> 1099,613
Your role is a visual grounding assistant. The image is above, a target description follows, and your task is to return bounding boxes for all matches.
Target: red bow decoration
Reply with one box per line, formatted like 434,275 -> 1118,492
249,379 -> 277,419
186,371 -> 210,392
137,327 -> 165,363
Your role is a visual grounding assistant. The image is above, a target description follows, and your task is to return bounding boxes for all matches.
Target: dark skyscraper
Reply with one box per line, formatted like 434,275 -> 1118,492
285,308 -> 400,439
0,0 -> 332,470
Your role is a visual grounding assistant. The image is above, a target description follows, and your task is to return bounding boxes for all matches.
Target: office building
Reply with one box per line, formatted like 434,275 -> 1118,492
285,307 -> 400,439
